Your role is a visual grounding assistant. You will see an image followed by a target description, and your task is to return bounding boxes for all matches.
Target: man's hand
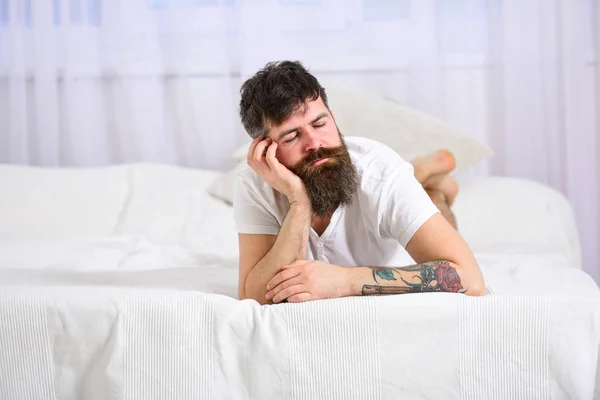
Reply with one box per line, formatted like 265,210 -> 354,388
247,136 -> 308,205
265,260 -> 350,303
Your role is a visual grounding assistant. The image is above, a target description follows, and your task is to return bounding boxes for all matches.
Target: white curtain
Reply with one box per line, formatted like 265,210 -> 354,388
0,0 -> 240,168
1,0 -> 598,280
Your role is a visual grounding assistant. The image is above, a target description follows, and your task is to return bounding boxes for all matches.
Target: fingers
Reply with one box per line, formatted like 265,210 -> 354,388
245,136 -> 304,202
247,136 -> 262,164
265,140 -> 279,170
266,261 -> 317,303
266,267 -> 301,291
286,292 -> 312,303
248,137 -> 282,177
253,137 -> 272,164
265,275 -> 303,301
272,284 -> 309,303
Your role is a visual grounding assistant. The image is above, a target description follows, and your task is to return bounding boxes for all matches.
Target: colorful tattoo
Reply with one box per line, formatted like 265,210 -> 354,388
362,261 -> 465,295
371,267 -> 396,282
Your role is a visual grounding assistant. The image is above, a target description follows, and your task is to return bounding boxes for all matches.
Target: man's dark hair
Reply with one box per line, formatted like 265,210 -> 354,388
239,61 -> 329,139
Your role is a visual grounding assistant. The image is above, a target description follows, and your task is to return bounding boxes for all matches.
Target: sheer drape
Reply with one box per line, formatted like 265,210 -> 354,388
0,0 -> 239,168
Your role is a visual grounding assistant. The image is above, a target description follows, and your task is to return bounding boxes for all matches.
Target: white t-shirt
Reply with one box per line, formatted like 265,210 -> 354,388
233,137 -> 440,267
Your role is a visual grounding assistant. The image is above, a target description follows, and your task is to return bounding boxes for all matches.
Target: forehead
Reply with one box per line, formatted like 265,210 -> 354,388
268,97 -> 329,135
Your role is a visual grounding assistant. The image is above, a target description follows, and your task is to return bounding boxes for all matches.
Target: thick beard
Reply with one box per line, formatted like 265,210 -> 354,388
289,136 -> 358,217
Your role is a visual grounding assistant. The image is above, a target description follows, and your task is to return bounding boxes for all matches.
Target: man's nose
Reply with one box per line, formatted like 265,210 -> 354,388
303,128 -> 322,152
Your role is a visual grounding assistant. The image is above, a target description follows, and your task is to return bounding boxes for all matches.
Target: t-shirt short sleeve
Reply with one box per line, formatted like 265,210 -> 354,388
379,160 -> 440,248
233,174 -> 280,235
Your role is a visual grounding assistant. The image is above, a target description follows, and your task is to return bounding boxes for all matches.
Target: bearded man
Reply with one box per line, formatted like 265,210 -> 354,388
234,61 -> 485,304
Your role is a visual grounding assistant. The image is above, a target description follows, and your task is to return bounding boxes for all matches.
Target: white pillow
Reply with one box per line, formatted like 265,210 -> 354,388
232,86 -> 493,171
214,86 -> 493,205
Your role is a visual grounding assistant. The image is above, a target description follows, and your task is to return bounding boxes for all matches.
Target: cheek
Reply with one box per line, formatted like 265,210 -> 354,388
325,129 -> 342,147
275,147 -> 296,167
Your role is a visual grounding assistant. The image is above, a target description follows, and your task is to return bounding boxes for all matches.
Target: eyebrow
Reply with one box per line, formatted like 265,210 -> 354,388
277,112 -> 329,140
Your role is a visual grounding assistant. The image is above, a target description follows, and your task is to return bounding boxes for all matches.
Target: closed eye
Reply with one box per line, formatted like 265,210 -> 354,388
284,133 -> 298,143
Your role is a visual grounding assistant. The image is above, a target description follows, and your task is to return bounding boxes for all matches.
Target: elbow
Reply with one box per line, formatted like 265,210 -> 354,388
465,285 -> 486,297
240,281 -> 271,305
242,291 -> 269,305
241,294 -> 271,306
464,279 -> 486,297
454,260 -> 486,297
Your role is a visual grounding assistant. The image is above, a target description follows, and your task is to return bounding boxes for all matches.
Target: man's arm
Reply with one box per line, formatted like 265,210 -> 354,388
237,136 -> 312,304
265,213 -> 485,303
348,260 -> 480,297
265,259 -> 479,303
348,212 -> 484,296
239,201 -> 311,304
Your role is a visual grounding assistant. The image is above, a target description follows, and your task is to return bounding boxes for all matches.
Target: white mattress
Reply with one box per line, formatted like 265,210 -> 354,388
0,163 -> 596,398
0,240 -> 598,399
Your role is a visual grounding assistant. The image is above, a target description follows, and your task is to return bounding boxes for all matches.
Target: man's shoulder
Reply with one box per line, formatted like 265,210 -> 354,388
345,136 -> 410,178
345,136 -> 394,154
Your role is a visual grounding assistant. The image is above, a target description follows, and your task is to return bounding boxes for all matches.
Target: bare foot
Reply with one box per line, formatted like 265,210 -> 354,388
425,188 -> 457,230
412,149 -> 456,184
434,175 -> 459,206
418,173 -> 459,205
412,150 -> 459,204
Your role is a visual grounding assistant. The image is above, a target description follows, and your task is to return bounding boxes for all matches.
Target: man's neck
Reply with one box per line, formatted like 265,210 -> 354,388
310,210 -> 334,237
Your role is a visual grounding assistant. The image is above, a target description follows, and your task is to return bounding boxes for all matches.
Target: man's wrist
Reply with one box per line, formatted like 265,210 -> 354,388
288,193 -> 311,210
287,198 -> 312,225
344,267 -> 366,296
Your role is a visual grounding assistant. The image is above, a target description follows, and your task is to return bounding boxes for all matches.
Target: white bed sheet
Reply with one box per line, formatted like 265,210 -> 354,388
0,237 -> 598,399
0,163 -> 595,398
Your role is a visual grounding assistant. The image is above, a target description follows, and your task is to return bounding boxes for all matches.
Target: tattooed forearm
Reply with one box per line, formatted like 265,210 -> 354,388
362,261 -> 466,295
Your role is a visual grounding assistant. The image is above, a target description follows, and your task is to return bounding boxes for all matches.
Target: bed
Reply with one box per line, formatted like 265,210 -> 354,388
0,163 -> 598,399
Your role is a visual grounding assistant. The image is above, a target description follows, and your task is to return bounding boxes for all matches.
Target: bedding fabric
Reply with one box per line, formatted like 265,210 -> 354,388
0,163 -> 582,269
0,238 -> 598,399
0,163 -> 594,398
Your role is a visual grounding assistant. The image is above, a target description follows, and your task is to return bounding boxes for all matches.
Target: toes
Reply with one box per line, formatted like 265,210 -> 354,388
435,149 -> 457,172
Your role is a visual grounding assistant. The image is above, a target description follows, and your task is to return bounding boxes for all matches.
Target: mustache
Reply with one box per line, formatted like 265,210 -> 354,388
301,145 -> 348,165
